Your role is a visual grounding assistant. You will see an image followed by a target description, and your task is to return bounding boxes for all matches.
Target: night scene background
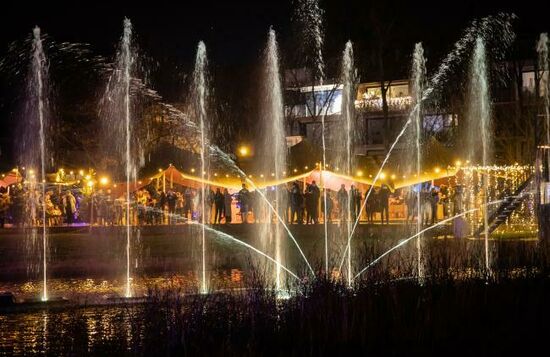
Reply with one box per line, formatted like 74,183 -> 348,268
1,0 -> 550,355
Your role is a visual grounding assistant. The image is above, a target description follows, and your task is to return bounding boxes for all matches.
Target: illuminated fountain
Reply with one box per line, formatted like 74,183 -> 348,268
191,41 -> 210,294
26,27 -> 50,301
411,42 -> 427,280
467,37 -> 492,272
339,15 -> 515,278
257,29 -> 288,290
100,18 -> 137,297
334,40 -> 356,285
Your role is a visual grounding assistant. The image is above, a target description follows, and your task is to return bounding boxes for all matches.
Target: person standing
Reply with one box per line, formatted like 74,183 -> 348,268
166,190 -> 177,224
63,190 -> 76,225
430,187 -> 440,225
214,188 -> 224,224
366,188 -> 376,223
379,184 -> 390,225
337,184 -> 348,223
405,188 -> 417,225
238,184 -> 250,224
183,188 -> 193,222
420,186 -> 432,226
350,185 -> 360,222
321,188 -> 333,223
289,182 -> 302,224
304,184 -> 313,224
309,181 -> 320,224
223,188 -> 232,224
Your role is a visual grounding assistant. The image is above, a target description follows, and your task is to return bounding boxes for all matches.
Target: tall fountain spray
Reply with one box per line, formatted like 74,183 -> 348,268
338,14 -> 516,275
258,29 -> 287,290
537,33 -> 549,181
468,37 -> 492,273
339,41 -> 356,285
295,0 -> 328,277
411,43 -> 427,280
100,18 -> 136,297
192,41 -> 209,294
30,27 -> 49,301
296,0 -> 325,83
122,19 -> 133,298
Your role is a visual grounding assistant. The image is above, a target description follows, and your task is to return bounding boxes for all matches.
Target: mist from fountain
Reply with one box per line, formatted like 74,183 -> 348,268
256,29 -> 288,290
135,204 -> 301,282
30,27 -> 49,301
467,37 -> 492,273
336,41 -> 356,285
411,43 -> 427,281
191,41 -> 210,294
352,195 -> 525,280
337,14 -> 516,275
99,18 -> 137,298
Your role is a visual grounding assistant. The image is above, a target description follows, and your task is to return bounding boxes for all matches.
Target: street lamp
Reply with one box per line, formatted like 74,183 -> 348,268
238,145 -> 250,157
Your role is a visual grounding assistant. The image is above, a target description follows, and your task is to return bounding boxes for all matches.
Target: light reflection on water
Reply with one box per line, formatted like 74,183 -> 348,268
0,305 -> 138,355
1,269 -> 246,303
0,270 -> 246,355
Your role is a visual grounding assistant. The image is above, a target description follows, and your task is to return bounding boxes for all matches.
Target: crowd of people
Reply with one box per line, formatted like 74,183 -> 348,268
0,180 -> 461,228
235,181 -> 394,225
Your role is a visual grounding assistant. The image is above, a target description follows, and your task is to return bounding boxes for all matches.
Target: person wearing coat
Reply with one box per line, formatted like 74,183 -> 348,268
223,188 -> 232,224
62,190 -> 76,225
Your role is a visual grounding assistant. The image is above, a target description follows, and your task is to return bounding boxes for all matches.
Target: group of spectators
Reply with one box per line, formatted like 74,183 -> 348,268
0,180 -> 463,228
133,186 -> 233,225
235,181 -> 394,225
0,184 -> 77,228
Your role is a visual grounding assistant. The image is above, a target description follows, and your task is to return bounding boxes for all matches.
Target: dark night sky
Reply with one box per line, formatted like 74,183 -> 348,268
1,1 -> 547,68
0,0 -> 548,169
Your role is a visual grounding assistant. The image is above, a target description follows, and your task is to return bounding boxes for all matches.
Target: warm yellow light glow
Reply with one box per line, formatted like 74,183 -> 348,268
304,166 -> 309,170
99,177 -> 109,185
79,170 -> 84,176
391,174 -> 396,180
85,175 -> 91,180
191,168 -> 196,173
238,146 -> 250,156
87,181 -> 94,187
70,171 -> 74,175
113,184 -> 117,188
380,172 -> 386,180
260,174 -> 264,178
158,168 -> 162,172
283,171 -> 287,175
434,167 -> 441,173
357,170 -> 364,177
335,167 -> 340,171
225,174 -> 229,178
29,169 -> 35,175
271,173 -> 275,177
455,160 -> 462,167
214,173 -> 218,177
138,181 -> 142,185
293,168 -> 298,173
